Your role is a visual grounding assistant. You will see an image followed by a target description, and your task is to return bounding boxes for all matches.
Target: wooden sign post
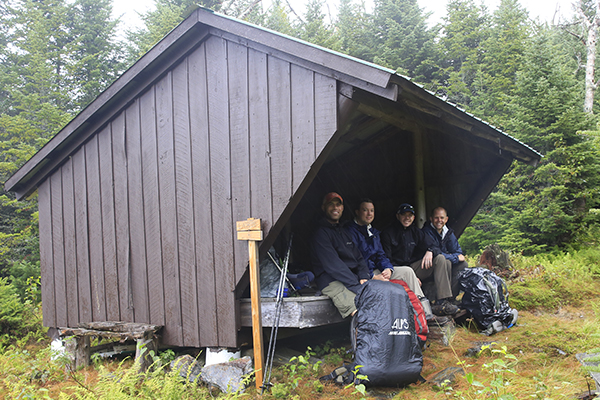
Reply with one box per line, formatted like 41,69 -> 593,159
236,218 -> 264,391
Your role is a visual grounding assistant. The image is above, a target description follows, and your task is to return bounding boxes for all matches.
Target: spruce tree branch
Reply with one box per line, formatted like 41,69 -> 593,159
560,27 -> 587,45
284,0 -> 305,25
237,0 -> 261,19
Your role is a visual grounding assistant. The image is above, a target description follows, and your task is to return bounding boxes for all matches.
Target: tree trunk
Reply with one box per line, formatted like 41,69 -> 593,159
579,0 -> 600,114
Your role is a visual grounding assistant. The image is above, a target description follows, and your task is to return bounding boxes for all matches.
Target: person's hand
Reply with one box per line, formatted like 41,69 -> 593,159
360,279 -> 368,284
421,251 -> 433,269
381,268 -> 392,280
458,254 -> 465,262
372,273 -> 386,281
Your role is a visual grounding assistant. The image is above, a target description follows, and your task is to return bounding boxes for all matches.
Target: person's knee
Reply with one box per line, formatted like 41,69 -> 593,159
433,254 -> 447,268
322,281 -> 356,318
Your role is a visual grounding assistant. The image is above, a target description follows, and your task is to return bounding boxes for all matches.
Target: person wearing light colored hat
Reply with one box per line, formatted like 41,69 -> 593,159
311,192 -> 370,318
381,203 -> 458,316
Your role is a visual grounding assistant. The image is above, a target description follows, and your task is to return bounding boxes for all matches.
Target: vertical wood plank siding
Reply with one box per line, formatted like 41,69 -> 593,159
248,48 -> 273,278
37,35 -> 338,347
156,72 -> 184,346
112,113 -> 134,323
291,65 -> 316,193
268,57 -> 293,222
172,59 -> 200,347
125,100 -> 150,324
205,36 -> 237,345
228,41 -> 251,286
61,159 -> 79,326
189,43 -> 219,346
50,172 -> 67,326
73,150 -> 92,323
38,179 -> 55,326
98,126 -> 120,322
85,135 -> 107,321
140,88 -> 166,328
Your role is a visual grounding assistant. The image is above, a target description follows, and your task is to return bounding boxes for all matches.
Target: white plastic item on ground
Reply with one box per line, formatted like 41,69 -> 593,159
205,347 -> 241,366
50,338 -> 66,360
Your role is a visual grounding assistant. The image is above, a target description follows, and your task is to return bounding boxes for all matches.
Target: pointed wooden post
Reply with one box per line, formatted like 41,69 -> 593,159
236,218 -> 264,391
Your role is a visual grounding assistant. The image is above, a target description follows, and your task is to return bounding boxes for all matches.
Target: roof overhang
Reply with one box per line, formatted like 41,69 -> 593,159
5,7 -> 541,200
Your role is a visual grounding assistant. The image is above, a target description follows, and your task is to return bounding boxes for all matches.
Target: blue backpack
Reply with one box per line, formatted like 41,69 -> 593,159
321,280 -> 424,387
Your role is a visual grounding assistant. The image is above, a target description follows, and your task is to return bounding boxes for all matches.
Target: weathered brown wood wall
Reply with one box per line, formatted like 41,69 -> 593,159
37,34 -> 338,348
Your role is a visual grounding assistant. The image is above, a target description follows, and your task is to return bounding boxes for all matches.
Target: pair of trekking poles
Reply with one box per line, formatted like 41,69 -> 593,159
261,235 -> 293,394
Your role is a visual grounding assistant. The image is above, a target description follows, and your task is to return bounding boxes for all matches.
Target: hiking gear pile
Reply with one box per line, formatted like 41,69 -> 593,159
458,267 -> 518,335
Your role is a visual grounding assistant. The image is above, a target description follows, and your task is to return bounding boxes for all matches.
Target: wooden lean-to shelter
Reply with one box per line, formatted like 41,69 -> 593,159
5,8 -> 541,349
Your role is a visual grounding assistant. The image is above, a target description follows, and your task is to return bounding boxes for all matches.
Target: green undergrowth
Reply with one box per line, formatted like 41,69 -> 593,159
508,247 -> 600,310
1,246 -> 600,398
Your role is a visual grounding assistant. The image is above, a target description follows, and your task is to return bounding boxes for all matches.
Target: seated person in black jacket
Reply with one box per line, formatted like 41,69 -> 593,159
311,192 -> 370,318
381,203 -> 458,315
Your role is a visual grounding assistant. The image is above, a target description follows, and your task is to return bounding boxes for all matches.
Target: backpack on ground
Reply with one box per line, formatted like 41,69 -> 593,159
320,280 -> 424,387
458,267 -> 518,335
390,279 -> 428,347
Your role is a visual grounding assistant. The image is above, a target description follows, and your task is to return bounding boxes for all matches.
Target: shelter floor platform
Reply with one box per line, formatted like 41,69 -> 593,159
239,295 -> 344,328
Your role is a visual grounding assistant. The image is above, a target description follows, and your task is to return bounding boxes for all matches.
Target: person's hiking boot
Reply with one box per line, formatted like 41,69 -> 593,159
432,299 -> 459,316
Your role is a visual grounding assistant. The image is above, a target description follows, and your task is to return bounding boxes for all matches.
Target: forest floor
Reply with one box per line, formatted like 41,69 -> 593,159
251,300 -> 600,399
4,283 -> 600,399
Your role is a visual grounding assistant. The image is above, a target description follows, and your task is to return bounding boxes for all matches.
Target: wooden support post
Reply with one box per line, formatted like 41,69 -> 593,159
413,128 -> 427,228
136,336 -> 159,373
237,218 -> 264,391
65,335 -> 90,370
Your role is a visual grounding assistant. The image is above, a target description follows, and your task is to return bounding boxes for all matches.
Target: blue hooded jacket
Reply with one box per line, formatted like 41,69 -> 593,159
344,220 -> 393,277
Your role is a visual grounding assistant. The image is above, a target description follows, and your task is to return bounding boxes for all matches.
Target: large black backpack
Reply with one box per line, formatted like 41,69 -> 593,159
458,267 -> 517,334
321,280 -> 423,387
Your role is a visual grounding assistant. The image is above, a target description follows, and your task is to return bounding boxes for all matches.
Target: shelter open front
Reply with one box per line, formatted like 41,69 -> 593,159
238,99 -> 522,330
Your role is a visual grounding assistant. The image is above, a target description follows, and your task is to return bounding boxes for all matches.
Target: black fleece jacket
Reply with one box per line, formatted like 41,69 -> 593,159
381,221 -> 440,266
311,217 -> 371,294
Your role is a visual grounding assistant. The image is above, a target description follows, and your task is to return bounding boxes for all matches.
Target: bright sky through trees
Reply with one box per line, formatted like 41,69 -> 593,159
112,0 -> 574,32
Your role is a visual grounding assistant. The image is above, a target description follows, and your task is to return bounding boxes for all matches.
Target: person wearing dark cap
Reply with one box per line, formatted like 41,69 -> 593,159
381,203 -> 459,315
311,192 -> 370,318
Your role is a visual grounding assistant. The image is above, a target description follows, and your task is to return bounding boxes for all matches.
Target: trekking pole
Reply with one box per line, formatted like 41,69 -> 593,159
261,234 -> 293,394
266,251 -> 297,292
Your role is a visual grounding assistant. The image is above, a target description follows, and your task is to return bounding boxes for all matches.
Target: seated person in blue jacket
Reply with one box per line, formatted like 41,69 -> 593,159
422,206 -> 468,299
381,203 -> 459,316
311,192 -> 370,318
345,199 -> 425,299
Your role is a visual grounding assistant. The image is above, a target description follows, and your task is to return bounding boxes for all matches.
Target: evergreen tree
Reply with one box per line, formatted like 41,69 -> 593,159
262,0 -> 296,36
295,0 -> 340,50
125,0 -> 224,62
68,0 -> 125,110
460,26 -> 600,254
438,0 -> 490,106
371,0 -> 440,81
470,0 -> 529,119
335,0 -> 375,62
0,0 -> 123,277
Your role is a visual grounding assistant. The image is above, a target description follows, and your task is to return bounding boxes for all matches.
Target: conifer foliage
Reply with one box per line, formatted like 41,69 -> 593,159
2,0 -> 600,299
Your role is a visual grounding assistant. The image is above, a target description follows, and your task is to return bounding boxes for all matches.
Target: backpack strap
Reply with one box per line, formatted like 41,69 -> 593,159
319,362 -> 356,385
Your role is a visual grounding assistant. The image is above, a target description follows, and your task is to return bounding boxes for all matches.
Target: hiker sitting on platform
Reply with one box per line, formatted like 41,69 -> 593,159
422,206 -> 468,299
311,192 -> 370,318
345,198 -> 425,299
381,203 -> 459,316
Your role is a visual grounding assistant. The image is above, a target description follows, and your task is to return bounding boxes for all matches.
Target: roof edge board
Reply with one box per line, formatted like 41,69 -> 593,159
6,23 -> 210,197
197,9 -> 394,90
